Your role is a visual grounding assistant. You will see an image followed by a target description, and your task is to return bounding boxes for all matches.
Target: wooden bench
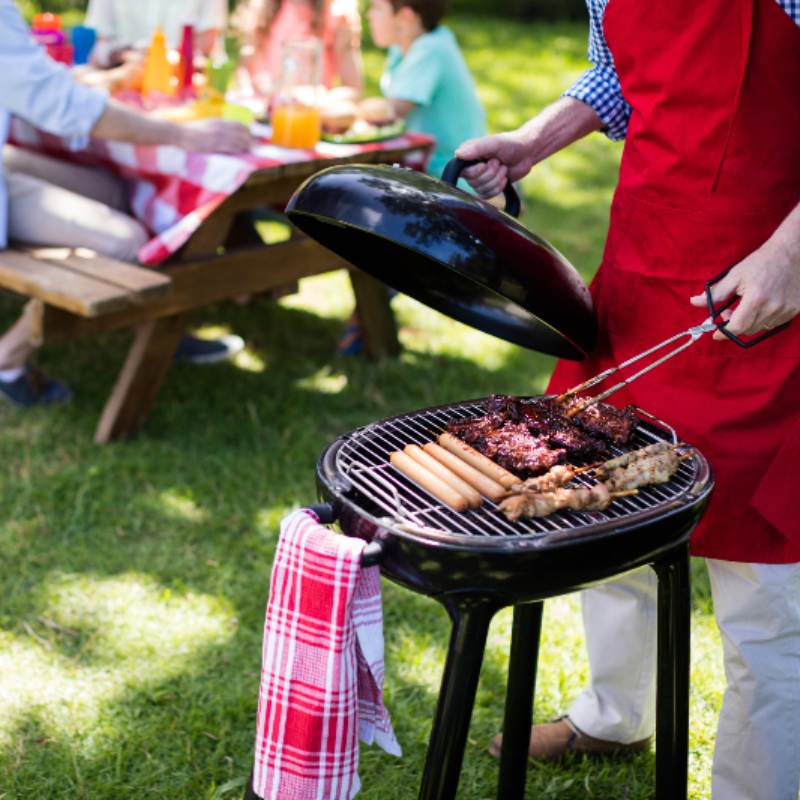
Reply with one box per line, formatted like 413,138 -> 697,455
0,217 -> 398,443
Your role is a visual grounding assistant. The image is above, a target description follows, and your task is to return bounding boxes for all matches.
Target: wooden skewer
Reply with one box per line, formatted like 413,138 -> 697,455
437,432 -> 520,489
389,451 -> 469,512
403,445 -> 482,509
422,443 -> 507,502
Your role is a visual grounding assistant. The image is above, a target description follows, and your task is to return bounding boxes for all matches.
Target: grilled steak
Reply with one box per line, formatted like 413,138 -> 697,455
447,394 -> 638,476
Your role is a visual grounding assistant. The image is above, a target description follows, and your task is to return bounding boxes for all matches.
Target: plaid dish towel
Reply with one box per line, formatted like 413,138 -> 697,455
252,509 -> 401,800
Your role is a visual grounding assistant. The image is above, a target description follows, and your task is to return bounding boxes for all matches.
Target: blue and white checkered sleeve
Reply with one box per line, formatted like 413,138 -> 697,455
562,0 -> 631,140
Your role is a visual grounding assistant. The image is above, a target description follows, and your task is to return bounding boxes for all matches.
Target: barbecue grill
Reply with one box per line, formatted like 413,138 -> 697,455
243,159 -> 715,800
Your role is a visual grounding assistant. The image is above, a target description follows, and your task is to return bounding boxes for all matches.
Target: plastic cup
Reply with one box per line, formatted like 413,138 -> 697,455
71,25 -> 96,65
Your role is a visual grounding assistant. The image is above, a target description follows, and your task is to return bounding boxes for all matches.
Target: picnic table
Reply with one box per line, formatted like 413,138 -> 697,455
7,119 -> 433,442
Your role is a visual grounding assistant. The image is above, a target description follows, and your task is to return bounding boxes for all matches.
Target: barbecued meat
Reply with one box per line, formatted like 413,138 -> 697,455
448,418 -> 566,476
498,444 -> 683,520
562,398 -> 638,445
448,395 -> 611,477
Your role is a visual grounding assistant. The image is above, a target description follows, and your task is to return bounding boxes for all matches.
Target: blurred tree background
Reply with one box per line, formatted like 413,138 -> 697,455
22,0 -> 588,22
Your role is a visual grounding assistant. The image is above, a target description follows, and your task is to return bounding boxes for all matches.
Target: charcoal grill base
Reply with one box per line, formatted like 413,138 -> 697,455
243,397 -> 710,800
374,536 -> 692,800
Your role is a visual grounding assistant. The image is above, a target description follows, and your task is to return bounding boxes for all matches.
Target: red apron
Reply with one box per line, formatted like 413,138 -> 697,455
547,0 -> 800,562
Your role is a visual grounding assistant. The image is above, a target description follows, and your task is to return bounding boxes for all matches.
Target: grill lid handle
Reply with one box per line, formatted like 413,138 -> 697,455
440,158 -> 522,218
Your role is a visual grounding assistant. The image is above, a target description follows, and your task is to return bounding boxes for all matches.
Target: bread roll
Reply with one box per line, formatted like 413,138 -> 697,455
320,99 -> 358,134
358,96 -> 395,126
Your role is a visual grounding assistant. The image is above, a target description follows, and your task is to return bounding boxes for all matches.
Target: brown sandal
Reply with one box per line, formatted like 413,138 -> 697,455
488,716 -> 651,762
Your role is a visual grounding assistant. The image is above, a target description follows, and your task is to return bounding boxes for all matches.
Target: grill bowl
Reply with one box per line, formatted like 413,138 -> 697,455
317,397 -> 713,602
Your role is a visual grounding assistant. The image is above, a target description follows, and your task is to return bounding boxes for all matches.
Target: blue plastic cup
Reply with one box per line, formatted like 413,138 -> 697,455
71,25 -> 96,65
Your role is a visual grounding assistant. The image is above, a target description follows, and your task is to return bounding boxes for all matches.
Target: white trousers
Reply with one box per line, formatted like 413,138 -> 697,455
568,560 -> 800,800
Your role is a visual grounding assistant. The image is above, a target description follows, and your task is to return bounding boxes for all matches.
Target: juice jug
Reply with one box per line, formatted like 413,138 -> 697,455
271,39 -> 322,149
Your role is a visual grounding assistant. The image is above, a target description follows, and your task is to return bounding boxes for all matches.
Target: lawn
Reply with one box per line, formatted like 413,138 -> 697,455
0,16 -> 723,800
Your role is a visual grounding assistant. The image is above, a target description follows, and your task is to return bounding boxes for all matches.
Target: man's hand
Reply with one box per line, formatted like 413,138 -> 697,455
455,97 -> 604,198
455,131 -> 535,198
690,203 -> 800,341
178,119 -> 254,154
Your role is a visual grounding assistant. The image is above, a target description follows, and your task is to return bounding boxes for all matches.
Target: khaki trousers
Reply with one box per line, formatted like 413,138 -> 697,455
0,147 -> 150,368
570,560 -> 800,800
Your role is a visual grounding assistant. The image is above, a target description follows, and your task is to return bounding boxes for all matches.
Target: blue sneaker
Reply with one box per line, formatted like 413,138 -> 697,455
0,366 -> 72,408
336,322 -> 363,356
174,334 -> 245,365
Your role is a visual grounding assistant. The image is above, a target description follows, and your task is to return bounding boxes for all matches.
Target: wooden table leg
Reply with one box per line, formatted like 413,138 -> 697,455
94,312 -> 189,443
348,270 -> 400,359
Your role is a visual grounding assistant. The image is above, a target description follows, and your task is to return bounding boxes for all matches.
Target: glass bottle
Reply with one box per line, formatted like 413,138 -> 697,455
271,38 -> 322,149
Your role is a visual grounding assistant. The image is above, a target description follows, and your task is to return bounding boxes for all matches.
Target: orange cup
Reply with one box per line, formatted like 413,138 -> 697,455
271,103 -> 321,149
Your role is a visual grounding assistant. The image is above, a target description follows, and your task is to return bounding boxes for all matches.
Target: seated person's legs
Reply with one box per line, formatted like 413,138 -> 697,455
3,147 -> 148,261
0,151 -> 243,406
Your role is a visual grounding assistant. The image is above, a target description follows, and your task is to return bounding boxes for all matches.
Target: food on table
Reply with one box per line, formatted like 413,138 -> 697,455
403,444 -> 482,509
498,444 -> 683,520
437,432 -> 519,489
421,442 -> 506,502
357,96 -> 396,127
325,86 -> 360,105
390,450 -> 469,512
320,99 -> 359,134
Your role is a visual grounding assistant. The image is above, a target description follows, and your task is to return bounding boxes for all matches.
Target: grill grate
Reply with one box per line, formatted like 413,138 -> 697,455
334,399 -> 703,540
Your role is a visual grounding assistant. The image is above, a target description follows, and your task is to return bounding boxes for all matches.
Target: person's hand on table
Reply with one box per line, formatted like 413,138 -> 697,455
178,119 -> 255,154
690,203 -> 800,341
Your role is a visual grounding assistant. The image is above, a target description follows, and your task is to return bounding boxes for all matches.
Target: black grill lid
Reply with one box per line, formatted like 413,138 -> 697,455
286,159 -> 598,359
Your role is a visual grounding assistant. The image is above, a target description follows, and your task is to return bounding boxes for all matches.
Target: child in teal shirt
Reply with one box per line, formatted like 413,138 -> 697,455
367,0 -> 486,178
337,0 -> 486,354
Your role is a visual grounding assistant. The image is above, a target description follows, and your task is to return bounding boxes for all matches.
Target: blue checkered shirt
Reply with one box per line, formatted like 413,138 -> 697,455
565,0 -> 800,140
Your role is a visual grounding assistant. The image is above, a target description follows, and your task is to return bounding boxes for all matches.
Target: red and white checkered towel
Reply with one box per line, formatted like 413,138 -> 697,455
252,508 -> 401,800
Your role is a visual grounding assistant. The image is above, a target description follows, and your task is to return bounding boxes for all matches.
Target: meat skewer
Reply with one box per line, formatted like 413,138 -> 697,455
499,444 -> 683,520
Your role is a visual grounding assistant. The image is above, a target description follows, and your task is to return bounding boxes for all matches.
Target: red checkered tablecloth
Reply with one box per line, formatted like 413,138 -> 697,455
8,119 -> 432,266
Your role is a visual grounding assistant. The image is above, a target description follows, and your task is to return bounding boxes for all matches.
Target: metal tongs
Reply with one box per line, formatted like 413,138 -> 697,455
558,265 -> 791,415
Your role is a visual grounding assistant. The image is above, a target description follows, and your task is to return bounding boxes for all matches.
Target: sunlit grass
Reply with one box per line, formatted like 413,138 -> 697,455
0,16 -> 724,800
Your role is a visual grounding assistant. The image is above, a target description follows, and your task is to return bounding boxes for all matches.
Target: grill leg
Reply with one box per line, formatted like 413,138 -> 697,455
418,599 -> 498,800
653,544 -> 691,800
242,769 -> 259,799
497,602 -> 543,800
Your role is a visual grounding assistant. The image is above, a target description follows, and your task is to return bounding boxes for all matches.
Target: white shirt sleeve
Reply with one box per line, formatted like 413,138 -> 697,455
199,0 -> 228,31
84,0 -> 117,40
0,0 -> 107,139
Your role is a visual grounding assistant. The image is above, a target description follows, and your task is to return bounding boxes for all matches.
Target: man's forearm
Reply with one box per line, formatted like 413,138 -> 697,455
90,98 -> 183,146
771,201 -> 800,265
518,96 -> 604,166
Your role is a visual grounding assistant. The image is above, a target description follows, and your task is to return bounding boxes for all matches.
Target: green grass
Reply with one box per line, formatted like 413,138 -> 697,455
0,16 -> 724,800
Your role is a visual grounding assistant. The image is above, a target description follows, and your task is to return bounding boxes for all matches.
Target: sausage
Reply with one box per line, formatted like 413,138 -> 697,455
437,432 -> 520,489
389,451 -> 470,512
422,442 -> 506,502
403,444 -> 482,509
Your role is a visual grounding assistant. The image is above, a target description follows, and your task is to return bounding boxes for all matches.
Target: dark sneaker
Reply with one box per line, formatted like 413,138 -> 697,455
0,366 -> 72,408
336,322 -> 364,356
174,334 -> 244,365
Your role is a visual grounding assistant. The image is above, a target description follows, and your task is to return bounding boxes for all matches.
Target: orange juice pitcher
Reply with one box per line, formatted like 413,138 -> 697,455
271,39 -> 322,149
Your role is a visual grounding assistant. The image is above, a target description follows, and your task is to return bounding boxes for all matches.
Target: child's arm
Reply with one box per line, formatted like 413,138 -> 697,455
332,14 -> 364,92
387,98 -> 416,119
